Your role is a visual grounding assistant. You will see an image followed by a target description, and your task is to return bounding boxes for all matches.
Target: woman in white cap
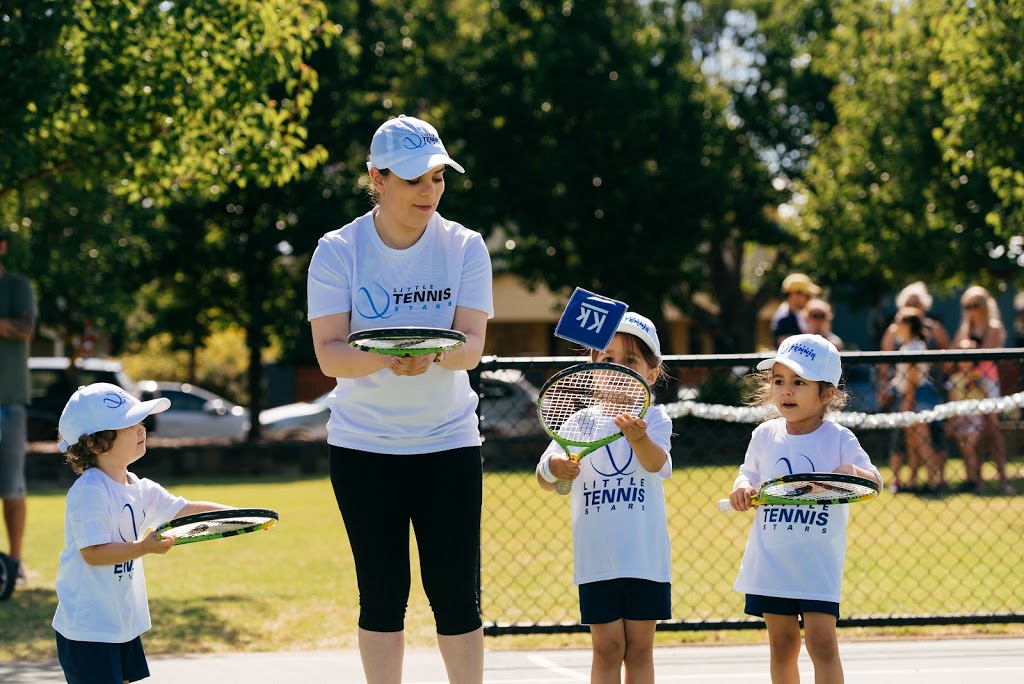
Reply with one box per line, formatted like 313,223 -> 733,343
307,115 -> 492,683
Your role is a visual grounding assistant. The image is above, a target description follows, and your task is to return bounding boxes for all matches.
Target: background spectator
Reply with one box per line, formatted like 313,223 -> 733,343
0,229 -> 37,590
953,285 -> 1016,495
878,282 -> 950,494
805,298 -> 844,351
888,308 -> 945,494
770,273 -> 821,347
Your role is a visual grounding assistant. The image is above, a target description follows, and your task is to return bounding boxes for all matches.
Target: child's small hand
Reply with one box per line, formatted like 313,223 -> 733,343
833,464 -> 858,477
548,452 -> 581,482
614,414 -> 648,442
141,529 -> 175,555
729,485 -> 756,512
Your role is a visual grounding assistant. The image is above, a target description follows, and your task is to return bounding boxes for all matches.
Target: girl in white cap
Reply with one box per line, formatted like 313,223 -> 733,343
725,334 -> 881,684
52,383 -> 233,684
536,312 -> 673,684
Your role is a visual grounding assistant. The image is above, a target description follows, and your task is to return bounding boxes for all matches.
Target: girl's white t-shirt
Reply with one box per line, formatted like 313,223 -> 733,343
307,209 -> 494,454
52,468 -> 187,643
540,405 -> 674,586
732,418 -> 881,603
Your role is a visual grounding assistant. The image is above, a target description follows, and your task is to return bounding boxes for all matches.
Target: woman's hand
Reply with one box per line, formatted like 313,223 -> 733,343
387,355 -> 435,377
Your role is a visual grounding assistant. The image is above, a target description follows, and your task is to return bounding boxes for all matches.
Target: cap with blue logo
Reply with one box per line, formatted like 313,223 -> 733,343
366,115 -> 465,180
57,382 -> 170,452
616,312 -> 661,358
757,333 -> 842,386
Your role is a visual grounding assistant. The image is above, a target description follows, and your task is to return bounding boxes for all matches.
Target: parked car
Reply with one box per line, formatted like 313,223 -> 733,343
258,370 -> 546,441
27,356 -> 137,443
477,369 -> 546,440
259,392 -> 331,439
135,380 -> 250,440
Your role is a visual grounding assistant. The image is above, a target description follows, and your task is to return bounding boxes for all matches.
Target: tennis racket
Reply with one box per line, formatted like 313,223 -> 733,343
347,327 -> 467,357
718,473 -> 880,513
155,508 -> 279,545
537,362 -> 652,495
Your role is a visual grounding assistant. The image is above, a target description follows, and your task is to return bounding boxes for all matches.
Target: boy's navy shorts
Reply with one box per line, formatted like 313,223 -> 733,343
578,578 -> 671,625
745,594 -> 840,619
55,632 -> 150,683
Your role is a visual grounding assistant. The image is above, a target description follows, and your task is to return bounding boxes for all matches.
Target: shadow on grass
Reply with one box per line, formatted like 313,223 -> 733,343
0,588 -> 270,661
144,594 -> 271,654
0,587 -> 60,661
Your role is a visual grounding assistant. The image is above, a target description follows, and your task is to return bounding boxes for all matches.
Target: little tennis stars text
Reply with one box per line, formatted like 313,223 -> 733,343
582,476 -> 647,514
392,285 -> 453,311
761,504 -> 830,533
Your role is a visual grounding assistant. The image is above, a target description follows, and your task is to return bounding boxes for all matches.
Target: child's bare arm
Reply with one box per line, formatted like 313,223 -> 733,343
174,501 -> 233,519
79,530 -> 174,566
833,463 -> 882,489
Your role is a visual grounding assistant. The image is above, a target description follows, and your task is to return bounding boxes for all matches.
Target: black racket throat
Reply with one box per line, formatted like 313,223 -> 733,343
165,508 -> 278,527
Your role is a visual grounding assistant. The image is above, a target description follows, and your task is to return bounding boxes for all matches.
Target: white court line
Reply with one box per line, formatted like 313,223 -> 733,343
525,653 -> 588,681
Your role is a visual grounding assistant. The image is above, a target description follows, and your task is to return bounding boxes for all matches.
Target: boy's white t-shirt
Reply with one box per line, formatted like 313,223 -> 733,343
732,418 -> 881,603
52,468 -> 187,643
307,209 -> 494,454
540,405 -> 673,586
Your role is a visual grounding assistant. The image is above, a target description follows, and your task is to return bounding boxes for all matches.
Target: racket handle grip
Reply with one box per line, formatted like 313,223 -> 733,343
717,499 -> 737,513
555,479 -> 572,496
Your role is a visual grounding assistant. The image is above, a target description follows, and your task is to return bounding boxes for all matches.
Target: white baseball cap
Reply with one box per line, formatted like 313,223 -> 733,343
757,334 -> 842,386
616,312 -> 661,358
57,382 -> 170,452
366,115 -> 465,180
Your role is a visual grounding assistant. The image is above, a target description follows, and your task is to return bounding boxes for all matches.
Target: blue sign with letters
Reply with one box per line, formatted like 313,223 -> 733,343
554,288 -> 629,350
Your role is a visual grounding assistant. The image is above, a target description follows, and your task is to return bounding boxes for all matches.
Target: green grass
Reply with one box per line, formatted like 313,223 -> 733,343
4,465 -> 1024,661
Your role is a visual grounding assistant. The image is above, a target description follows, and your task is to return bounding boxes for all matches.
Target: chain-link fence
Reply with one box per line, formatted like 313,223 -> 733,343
473,348 -> 1024,634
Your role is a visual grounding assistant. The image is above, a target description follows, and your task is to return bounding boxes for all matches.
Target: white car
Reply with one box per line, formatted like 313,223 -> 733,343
259,392 -> 331,439
136,380 -> 250,440
258,369 -> 546,441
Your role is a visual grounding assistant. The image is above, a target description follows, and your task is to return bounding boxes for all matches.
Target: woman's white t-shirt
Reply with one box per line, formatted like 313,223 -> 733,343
307,209 -> 494,454
540,405 -> 673,586
52,468 -> 187,643
732,419 -> 881,603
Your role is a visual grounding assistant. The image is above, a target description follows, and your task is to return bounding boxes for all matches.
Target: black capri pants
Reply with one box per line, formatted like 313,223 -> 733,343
330,445 -> 483,635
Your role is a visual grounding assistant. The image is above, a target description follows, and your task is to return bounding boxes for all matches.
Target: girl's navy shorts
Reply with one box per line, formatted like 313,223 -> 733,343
578,578 -> 671,625
55,632 -> 150,683
745,594 -> 840,619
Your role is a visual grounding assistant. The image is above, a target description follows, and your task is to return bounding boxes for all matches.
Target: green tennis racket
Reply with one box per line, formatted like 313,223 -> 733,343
537,362 -> 652,495
347,327 -> 466,357
155,508 -> 279,545
718,473 -> 880,513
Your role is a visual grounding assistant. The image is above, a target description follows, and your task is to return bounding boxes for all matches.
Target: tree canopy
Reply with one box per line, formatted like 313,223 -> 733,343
2,0 -> 1023,415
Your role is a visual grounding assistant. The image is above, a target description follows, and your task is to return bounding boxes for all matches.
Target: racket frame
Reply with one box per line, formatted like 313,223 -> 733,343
718,473 -> 880,512
537,362 -> 652,495
155,508 -> 279,545
347,326 -> 467,357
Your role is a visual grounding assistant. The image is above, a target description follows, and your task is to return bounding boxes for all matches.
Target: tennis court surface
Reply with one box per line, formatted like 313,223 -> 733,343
3,637 -> 1022,682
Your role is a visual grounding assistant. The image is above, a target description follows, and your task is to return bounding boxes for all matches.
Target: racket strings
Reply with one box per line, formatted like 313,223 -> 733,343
540,369 -> 648,441
361,337 -> 455,351
766,480 -> 877,502
166,517 -> 273,539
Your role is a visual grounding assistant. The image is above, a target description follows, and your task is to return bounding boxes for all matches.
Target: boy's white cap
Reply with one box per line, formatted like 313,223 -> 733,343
616,312 -> 661,358
757,333 -> 842,386
366,115 -> 465,180
57,382 -> 170,452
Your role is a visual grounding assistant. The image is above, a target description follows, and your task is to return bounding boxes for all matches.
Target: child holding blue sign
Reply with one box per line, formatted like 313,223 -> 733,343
536,312 -> 673,684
